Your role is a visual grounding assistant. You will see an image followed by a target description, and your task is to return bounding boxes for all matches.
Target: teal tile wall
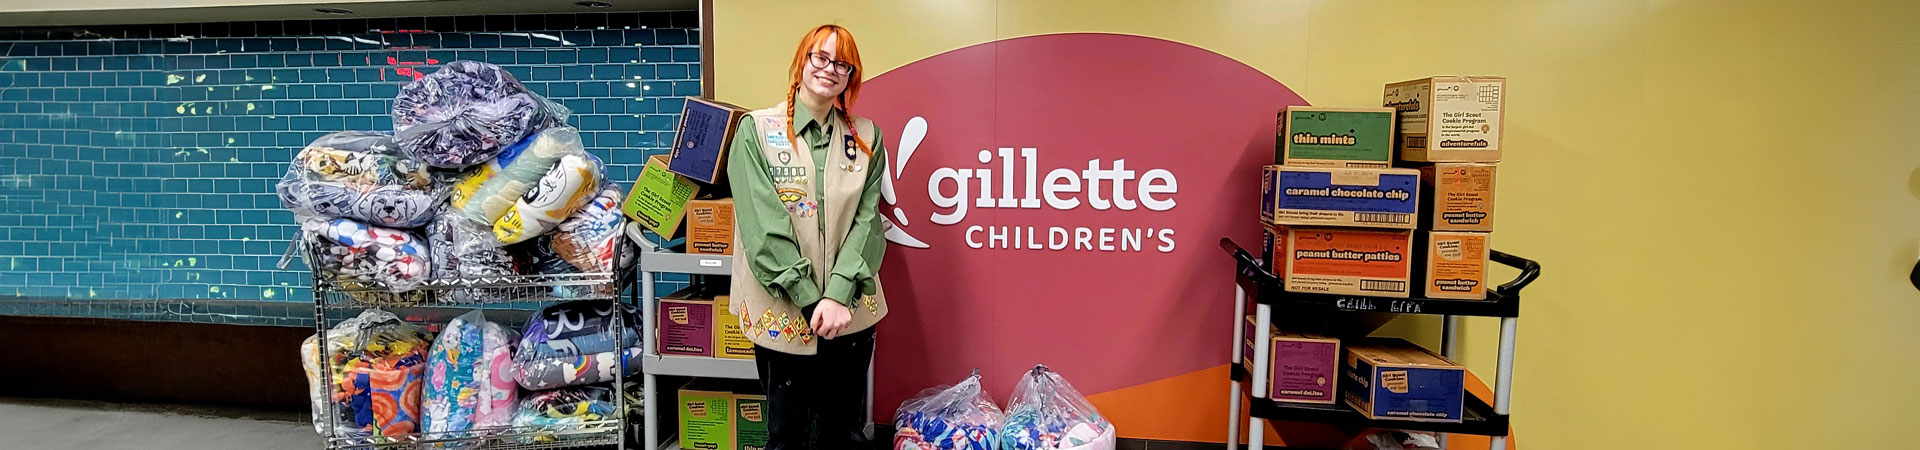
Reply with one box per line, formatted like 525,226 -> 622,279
0,12 -> 699,326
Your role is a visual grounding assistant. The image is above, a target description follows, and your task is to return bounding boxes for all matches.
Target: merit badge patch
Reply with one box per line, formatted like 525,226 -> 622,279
776,188 -> 807,204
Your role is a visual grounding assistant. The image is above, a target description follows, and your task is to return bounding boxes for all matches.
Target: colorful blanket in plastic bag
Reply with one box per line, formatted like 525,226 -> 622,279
551,184 -> 634,273
510,385 -> 618,444
513,300 -> 641,390
301,309 -> 434,438
277,131 -> 451,228
895,370 -> 1005,450
304,217 -> 431,303
448,127 -> 593,233
424,208 -> 517,302
422,311 -> 520,442
393,60 -> 568,169
999,366 -> 1115,450
493,153 -> 603,244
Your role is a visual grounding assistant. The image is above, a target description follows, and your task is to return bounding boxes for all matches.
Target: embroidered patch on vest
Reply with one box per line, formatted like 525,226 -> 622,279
776,188 -> 807,204
769,166 -> 806,184
843,135 -> 858,160
763,116 -> 793,149
777,150 -> 791,165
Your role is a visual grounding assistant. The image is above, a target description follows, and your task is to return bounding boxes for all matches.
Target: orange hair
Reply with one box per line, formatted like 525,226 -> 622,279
785,24 -> 872,156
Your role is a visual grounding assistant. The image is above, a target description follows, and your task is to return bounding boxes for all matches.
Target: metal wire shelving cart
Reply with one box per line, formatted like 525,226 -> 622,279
307,264 -> 641,450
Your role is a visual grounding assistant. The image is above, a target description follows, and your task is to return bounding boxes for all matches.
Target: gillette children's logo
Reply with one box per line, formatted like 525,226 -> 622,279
878,117 -> 1179,253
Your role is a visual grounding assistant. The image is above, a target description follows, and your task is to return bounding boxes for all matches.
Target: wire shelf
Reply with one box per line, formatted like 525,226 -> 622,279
314,272 -> 636,310
325,420 -> 623,450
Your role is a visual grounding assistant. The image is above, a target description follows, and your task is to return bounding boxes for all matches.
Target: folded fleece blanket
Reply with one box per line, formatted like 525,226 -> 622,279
278,131 -> 450,228
493,154 -> 603,245
425,208 -> 517,302
304,217 -> 431,297
421,311 -> 520,441
449,127 -> 591,230
510,385 -> 618,444
393,60 -> 568,169
513,300 -> 641,390
552,184 -> 635,274
302,309 -> 434,439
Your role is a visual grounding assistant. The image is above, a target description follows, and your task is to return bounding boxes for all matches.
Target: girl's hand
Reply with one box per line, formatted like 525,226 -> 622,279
811,299 -> 853,340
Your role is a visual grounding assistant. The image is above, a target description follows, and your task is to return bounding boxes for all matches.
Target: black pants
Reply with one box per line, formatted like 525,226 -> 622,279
753,318 -> 876,450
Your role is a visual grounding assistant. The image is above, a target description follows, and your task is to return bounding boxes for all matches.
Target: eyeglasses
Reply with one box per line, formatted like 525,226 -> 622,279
807,52 -> 856,76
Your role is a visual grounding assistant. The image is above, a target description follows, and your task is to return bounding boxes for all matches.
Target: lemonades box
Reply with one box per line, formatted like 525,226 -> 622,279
1418,163 -> 1497,232
626,155 -> 701,237
1343,339 -> 1466,423
668,97 -> 750,184
1277,106 -> 1396,168
734,394 -> 769,450
687,198 -> 736,255
1261,166 -> 1419,230
714,294 -> 755,360
1266,224 -> 1414,298
1241,316 -> 1340,404
1383,76 -> 1506,162
1417,231 -> 1491,300
658,286 -> 715,357
679,386 -> 735,450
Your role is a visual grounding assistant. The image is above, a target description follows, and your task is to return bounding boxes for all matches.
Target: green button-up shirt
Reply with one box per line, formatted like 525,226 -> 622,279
725,100 -> 887,309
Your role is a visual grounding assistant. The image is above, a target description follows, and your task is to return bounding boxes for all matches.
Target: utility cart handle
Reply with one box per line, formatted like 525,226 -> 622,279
1488,250 -> 1541,295
1219,237 -> 1279,284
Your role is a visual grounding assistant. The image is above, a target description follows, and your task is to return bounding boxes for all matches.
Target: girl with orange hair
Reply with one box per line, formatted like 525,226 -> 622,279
724,24 -> 890,450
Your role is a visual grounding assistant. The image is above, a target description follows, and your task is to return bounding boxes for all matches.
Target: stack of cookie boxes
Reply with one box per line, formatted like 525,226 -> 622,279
624,97 -> 757,363
1246,76 -> 1504,416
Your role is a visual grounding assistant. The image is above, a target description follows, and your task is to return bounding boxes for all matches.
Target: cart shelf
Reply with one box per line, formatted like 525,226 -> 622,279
1219,238 -> 1539,318
1229,366 -> 1510,437
640,352 -> 758,379
313,272 -> 636,309
640,251 -> 733,276
323,421 -> 623,450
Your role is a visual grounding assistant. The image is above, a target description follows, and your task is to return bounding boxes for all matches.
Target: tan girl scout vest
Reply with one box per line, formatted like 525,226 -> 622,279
729,102 -> 889,355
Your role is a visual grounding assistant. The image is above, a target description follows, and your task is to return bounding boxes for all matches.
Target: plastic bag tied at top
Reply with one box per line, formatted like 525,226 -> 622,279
1000,366 -> 1114,450
894,370 -> 1005,450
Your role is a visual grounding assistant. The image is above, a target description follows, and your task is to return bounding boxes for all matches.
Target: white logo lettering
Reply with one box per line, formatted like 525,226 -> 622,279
882,116 -> 1180,253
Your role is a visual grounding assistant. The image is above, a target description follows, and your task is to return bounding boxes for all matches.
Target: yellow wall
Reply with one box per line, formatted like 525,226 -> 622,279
717,1 -> 1920,449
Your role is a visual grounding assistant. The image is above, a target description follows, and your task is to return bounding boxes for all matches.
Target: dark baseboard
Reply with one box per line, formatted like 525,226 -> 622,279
0,315 -> 310,410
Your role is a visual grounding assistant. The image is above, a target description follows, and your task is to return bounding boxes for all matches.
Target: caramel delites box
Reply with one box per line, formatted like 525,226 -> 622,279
1277,106 -> 1397,168
1242,316 -> 1341,404
1267,224 -> 1414,298
1384,76 -> 1506,162
1261,165 -> 1420,229
1418,163 -> 1496,232
1418,231 -> 1491,300
1343,339 -> 1466,423
658,287 -> 716,357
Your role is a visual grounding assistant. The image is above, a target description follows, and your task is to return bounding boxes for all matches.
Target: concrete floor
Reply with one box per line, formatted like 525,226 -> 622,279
0,398 -> 319,449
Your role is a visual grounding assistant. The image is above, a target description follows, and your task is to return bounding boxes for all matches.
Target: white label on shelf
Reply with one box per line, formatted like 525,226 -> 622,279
700,258 -> 723,267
